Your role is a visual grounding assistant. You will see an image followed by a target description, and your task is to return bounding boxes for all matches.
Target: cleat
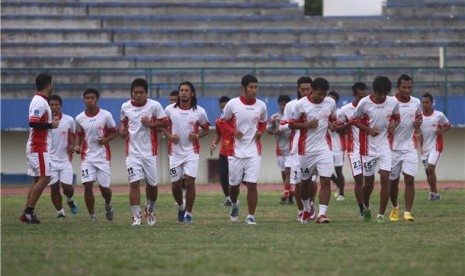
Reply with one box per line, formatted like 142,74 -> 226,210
363,209 -> 372,222
89,214 -> 97,222
20,211 -> 41,224
184,214 -> 192,224
132,216 -> 142,226
145,207 -> 156,226
178,209 -> 186,222
279,197 -> 289,205
316,215 -> 330,223
336,195 -> 345,202
376,215 -> 385,223
67,200 -> 78,214
403,212 -> 415,222
300,210 -> 312,223
434,193 -> 441,201
288,194 -> 294,205
105,205 -> 113,221
223,199 -> 232,206
230,206 -> 239,222
389,208 -> 400,222
57,213 -> 66,220
428,192 -> 435,201
246,217 -> 256,225
309,205 -> 316,220
297,211 -> 303,222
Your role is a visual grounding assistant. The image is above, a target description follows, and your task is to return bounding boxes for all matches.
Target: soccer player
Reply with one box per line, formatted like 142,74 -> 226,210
48,94 -> 78,219
388,74 -> 422,222
267,95 -> 292,205
336,82 -> 369,218
74,88 -> 118,222
120,78 -> 168,226
20,73 -> 59,224
210,96 -> 233,206
164,81 -> 210,223
279,76 -> 315,221
419,93 -> 451,201
350,76 -> 400,223
220,74 -> 267,225
289,77 -> 337,223
327,91 -> 346,202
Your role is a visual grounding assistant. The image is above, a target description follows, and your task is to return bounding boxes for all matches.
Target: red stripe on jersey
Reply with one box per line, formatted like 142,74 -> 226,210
388,132 -> 394,150
81,131 -> 88,161
326,131 -> 332,151
168,120 -> 173,156
151,117 -> 158,156
38,152 -> 46,176
359,114 -> 370,156
29,111 -> 50,152
193,121 -> 200,154
67,130 -> 73,161
347,126 -> 354,153
297,115 -> 307,155
339,132 -> 346,151
103,128 -> 111,161
436,125 -> 444,152
229,115 -> 237,156
276,144 -> 281,156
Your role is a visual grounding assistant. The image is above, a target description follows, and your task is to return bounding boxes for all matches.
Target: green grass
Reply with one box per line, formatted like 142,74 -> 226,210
2,189 -> 464,276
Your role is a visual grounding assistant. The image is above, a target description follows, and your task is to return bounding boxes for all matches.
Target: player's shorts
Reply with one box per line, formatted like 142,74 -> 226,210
421,150 -> 441,169
81,160 -> 111,188
390,149 -> 418,179
362,151 -> 392,177
27,152 -> 52,177
348,152 -> 363,177
290,153 -> 302,185
277,155 -> 292,171
333,150 -> 345,167
126,155 -> 158,186
228,155 -> 261,186
169,154 -> 199,182
300,151 -> 334,180
49,159 -> 74,185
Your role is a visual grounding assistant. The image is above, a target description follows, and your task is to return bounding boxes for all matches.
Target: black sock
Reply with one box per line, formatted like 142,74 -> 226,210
25,207 -> 34,214
359,204 -> 364,214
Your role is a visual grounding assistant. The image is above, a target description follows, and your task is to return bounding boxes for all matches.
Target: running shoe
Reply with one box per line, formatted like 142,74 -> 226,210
389,208 -> 400,222
105,205 -> 113,221
67,200 -> 78,214
403,212 -> 415,222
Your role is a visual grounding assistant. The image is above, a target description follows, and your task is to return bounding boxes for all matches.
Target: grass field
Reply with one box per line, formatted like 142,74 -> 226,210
2,188 -> 464,276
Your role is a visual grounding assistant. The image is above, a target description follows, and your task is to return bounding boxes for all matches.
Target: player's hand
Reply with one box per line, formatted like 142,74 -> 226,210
307,119 -> 319,129
188,132 -> 199,141
74,145 -> 81,154
170,134 -> 180,144
96,137 -> 106,145
369,127 -> 380,136
141,116 -> 152,127
413,119 -> 422,129
51,117 -> 60,128
254,131 -> 262,140
119,127 -> 128,138
234,130 -> 244,139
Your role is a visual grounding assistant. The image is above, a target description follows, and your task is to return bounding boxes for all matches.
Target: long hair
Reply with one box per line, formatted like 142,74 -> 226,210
175,81 -> 197,110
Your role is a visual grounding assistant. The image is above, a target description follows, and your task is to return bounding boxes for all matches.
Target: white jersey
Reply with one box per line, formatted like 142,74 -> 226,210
279,99 -> 300,155
338,101 -> 359,154
291,96 -> 337,155
75,108 -> 117,162
50,113 -> 76,161
420,110 -> 450,154
26,93 -> 52,153
120,99 -> 167,157
351,95 -> 400,156
389,95 -> 422,151
164,103 -> 210,158
267,111 -> 291,156
222,96 -> 268,158
329,108 -> 346,153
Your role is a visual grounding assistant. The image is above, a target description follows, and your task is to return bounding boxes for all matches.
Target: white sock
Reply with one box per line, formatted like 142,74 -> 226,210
225,196 -> 231,201
131,205 -> 141,217
185,211 -> 192,217
232,201 -> 239,208
318,204 -> 328,216
247,214 -> 254,220
146,199 -> 155,212
302,199 -> 311,211
67,198 -> 73,203
57,208 -> 65,215
178,203 -> 186,211
377,214 -> 384,219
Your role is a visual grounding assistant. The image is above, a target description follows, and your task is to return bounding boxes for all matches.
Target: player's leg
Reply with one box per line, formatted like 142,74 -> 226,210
242,156 -> 261,224
96,161 -> 113,221
219,154 -> 231,205
349,153 -> 364,217
50,181 -> 64,218
228,157 -> 244,222
315,152 -> 333,223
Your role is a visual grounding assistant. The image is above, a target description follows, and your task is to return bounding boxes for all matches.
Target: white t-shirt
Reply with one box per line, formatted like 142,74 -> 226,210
120,99 -> 167,157
420,110 -> 450,154
389,95 -> 422,151
164,103 -> 210,158
50,113 -> 76,161
291,96 -> 337,155
75,108 -> 117,162
279,99 -> 300,155
26,93 -> 52,154
338,101 -> 359,154
267,111 -> 291,156
222,96 -> 268,158
351,95 -> 400,156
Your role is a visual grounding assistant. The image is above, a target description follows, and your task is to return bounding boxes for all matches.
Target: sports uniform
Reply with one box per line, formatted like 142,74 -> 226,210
267,111 -> 292,171
338,101 -> 363,177
329,109 -> 346,167
420,110 -> 450,168
49,113 -> 76,185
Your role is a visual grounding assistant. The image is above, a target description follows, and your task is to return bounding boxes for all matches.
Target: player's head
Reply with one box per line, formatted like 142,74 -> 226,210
421,92 -> 434,112
278,95 -> 291,113
169,90 -> 179,104
327,91 -> 340,104
241,74 -> 258,100
177,81 -> 197,110
297,76 -> 312,99
372,76 -> 391,103
396,74 -> 413,98
218,96 -> 230,111
49,94 -> 62,114
83,88 -> 100,109
35,72 -> 53,92
352,82 -> 369,103
130,78 -> 148,105
310,77 -> 330,104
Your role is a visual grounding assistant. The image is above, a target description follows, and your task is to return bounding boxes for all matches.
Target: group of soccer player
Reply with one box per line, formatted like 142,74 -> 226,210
267,75 -> 450,223
21,72 -> 450,226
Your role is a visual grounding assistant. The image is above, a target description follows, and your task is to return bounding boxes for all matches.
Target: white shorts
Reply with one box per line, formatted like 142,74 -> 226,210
390,149 -> 418,179
362,152 -> 392,177
49,159 -> 74,185
290,154 -> 302,185
228,155 -> 261,186
333,150 -> 345,167
300,151 -> 334,180
126,155 -> 158,186
27,152 -> 52,177
169,155 -> 199,182
81,160 -> 111,188
277,155 -> 292,171
348,152 -> 363,177
421,150 -> 441,169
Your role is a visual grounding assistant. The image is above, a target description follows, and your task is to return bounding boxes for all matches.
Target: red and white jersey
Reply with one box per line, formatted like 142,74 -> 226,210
420,110 -> 450,154
351,95 -> 400,156
337,101 -> 359,154
26,93 -> 52,153
222,96 -> 268,158
165,104 -> 210,158
279,99 -> 300,155
215,117 -> 234,156
267,111 -> 291,156
389,95 -> 422,151
290,96 -> 337,155
120,99 -> 167,157
50,113 -> 75,162
328,108 -> 346,153
75,108 -> 117,162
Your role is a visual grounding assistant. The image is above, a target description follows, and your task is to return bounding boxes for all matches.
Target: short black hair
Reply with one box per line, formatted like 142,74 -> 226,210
311,78 -> 330,91
297,76 -> 312,87
372,76 -> 392,95
278,95 -> 291,103
170,90 -> 179,97
83,87 -> 100,99
327,91 -> 340,103
241,74 -> 258,87
35,73 -> 52,91
421,92 -> 434,102
49,94 -> 62,106
219,96 -> 231,104
397,74 -> 413,86
131,78 -> 148,94
352,82 -> 368,94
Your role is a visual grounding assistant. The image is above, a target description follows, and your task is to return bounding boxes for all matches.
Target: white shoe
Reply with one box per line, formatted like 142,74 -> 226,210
336,195 -> 345,201
334,192 -> 339,198
146,211 -> 156,226
132,216 -> 142,226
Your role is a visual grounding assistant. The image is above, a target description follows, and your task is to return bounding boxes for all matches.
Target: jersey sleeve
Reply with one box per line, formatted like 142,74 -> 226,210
199,108 -> 211,129
29,99 -> 48,123
106,112 -> 117,132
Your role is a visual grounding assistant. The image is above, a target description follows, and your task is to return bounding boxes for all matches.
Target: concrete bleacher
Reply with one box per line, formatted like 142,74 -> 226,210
1,0 -> 464,98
